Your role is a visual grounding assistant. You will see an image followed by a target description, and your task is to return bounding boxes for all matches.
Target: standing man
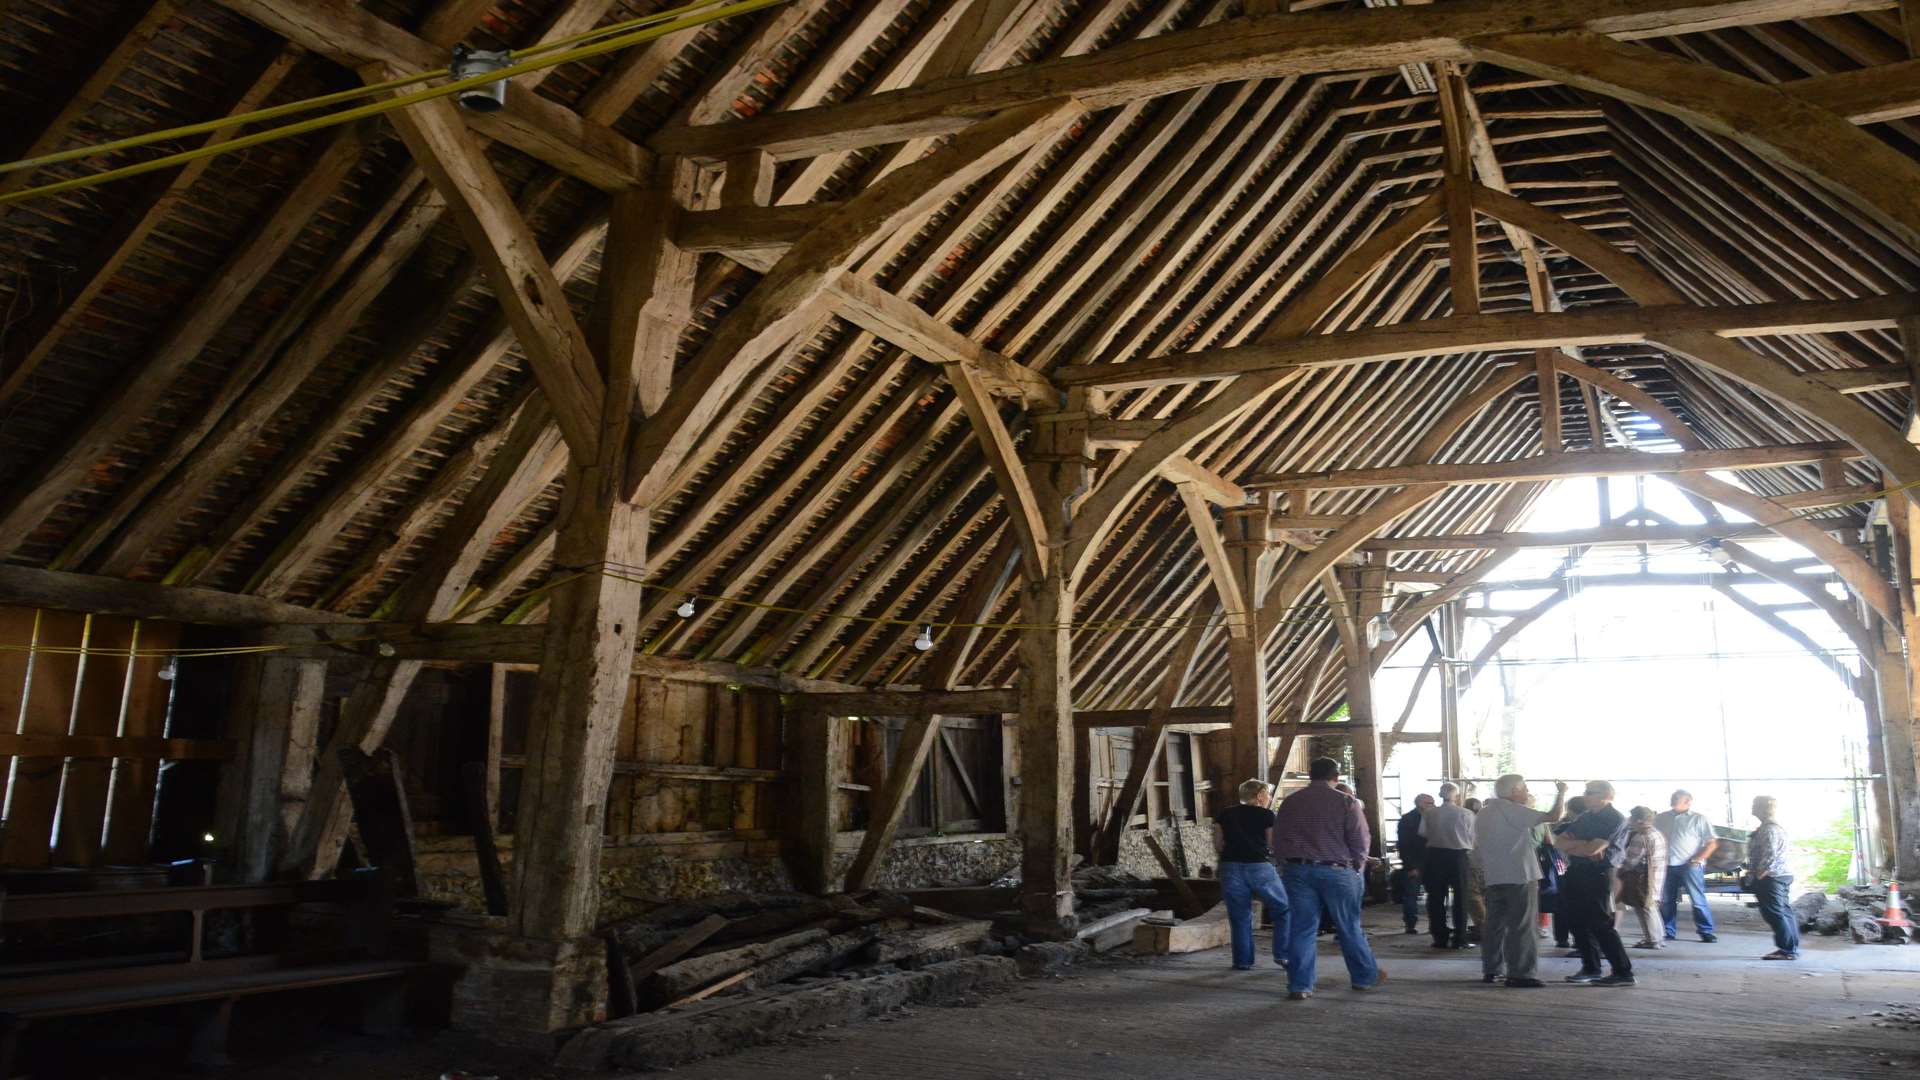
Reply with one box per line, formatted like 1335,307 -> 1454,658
1211,778 -> 1290,971
1273,757 -> 1384,1000
1472,774 -> 1567,987
1421,783 -> 1475,949
1747,795 -> 1800,961
1653,789 -> 1719,943
1553,780 -> 1635,987
1397,793 -> 1434,935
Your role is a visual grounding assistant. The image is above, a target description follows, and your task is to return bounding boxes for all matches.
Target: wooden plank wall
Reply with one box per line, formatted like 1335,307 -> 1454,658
495,671 -> 783,840
0,606 -> 184,867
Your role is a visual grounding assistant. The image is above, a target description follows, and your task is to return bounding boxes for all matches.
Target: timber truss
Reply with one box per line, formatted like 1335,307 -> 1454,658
3,0 -> 1920,928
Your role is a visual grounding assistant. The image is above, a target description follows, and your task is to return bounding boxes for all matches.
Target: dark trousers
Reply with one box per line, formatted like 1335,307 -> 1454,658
1563,861 -> 1632,976
1753,876 -> 1801,956
1423,848 -> 1471,946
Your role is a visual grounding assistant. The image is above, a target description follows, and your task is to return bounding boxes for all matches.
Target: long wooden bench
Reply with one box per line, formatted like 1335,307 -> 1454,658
0,871 -> 421,1073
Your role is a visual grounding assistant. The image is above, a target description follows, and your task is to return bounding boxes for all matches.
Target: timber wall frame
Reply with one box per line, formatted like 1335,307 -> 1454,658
3,1 -> 1920,1014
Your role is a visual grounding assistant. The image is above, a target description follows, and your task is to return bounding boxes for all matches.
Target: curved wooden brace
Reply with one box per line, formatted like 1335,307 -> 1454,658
1548,355 -> 1898,622
1062,193 -> 1445,586
1473,184 -> 1920,506
1465,585 -> 1568,681
1717,536 -> 1877,662
1467,30 -> 1920,250
1710,580 -> 1867,703
1257,483 -> 1445,634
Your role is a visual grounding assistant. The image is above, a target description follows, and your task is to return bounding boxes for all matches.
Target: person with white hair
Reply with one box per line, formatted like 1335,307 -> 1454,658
1746,795 -> 1799,961
1471,773 -> 1567,987
1420,782 -> 1476,949
1553,780 -> 1636,986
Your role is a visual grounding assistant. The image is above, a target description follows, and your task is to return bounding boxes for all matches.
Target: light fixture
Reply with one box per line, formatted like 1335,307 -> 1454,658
1707,540 -> 1734,567
202,832 -> 216,844
376,642 -> 398,658
1373,613 -> 1398,643
676,598 -> 696,618
913,625 -> 935,652
450,45 -> 511,112
157,657 -> 177,682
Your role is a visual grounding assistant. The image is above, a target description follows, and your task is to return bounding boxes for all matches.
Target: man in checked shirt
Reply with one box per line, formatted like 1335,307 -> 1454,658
1272,757 -> 1384,1000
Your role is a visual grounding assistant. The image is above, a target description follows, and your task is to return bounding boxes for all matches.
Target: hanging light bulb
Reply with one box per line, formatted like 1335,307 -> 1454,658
1706,540 -> 1734,567
676,598 -> 696,618
1373,613 -> 1398,643
913,625 -> 935,652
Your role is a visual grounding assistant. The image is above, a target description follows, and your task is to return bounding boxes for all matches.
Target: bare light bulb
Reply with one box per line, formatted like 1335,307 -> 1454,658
676,599 -> 696,618
913,625 -> 935,652
1373,614 -> 1398,643
1707,542 -> 1734,567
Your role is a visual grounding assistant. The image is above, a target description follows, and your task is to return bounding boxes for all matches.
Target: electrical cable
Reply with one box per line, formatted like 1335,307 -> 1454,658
0,0 -> 791,209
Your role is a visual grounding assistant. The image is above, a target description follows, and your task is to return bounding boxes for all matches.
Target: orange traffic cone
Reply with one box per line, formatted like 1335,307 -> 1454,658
1882,880 -> 1913,944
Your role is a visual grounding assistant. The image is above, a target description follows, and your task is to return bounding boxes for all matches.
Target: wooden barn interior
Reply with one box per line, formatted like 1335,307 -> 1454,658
2,0 -> 1920,1075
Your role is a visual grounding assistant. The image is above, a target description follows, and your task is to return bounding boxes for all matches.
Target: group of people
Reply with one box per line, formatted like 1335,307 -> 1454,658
1214,768 -> 1804,997
1399,781 -> 1803,986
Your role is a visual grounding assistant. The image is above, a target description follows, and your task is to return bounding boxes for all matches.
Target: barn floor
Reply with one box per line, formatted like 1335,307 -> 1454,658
74,900 -> 1920,1079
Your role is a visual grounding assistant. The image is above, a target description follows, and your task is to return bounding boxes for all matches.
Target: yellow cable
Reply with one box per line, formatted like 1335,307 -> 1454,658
0,0 -> 791,209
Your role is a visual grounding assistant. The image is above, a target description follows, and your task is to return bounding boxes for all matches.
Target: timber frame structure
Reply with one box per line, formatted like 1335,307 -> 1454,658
5,0 -> 1920,1015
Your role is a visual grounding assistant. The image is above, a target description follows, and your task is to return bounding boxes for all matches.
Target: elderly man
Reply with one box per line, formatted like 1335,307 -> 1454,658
1421,783 -> 1475,949
1747,796 -> 1799,961
1472,774 -> 1567,987
1653,789 -> 1719,943
1397,794 -> 1435,934
1553,780 -> 1635,986
1273,757 -> 1384,1000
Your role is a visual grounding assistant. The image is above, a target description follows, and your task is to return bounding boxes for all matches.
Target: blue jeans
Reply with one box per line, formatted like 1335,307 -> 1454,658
1219,861 -> 1290,968
1280,862 -> 1379,993
1400,870 -> 1423,929
1660,862 -> 1716,938
1753,876 -> 1800,956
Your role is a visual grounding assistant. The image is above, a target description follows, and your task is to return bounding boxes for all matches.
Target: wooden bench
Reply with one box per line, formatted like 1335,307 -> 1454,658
0,871 -> 421,1073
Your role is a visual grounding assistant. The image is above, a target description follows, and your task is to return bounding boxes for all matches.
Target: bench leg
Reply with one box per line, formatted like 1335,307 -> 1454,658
187,998 -> 235,1068
358,978 -> 406,1036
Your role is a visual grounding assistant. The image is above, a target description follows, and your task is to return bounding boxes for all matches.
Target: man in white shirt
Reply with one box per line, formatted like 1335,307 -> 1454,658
1420,783 -> 1477,949
1653,789 -> 1719,943
1472,775 -> 1567,987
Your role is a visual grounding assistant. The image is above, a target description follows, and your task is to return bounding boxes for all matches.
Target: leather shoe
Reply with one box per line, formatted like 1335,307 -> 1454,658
1287,991 -> 1312,1001
1505,977 -> 1546,988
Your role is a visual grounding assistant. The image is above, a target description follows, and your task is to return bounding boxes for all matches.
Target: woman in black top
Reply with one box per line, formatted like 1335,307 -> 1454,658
1212,778 -> 1292,971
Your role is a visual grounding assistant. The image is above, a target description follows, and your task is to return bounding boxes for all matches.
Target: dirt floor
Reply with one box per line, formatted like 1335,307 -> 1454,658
46,898 -> 1920,1078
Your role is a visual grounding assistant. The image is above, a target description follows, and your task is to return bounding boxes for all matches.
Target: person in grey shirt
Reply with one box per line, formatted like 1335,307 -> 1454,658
1420,783 -> 1476,949
1653,789 -> 1718,942
1471,774 -> 1567,987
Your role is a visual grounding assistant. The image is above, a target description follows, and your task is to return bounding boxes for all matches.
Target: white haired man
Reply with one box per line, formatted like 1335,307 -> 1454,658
1420,782 -> 1475,949
1471,773 -> 1567,987
1553,780 -> 1636,986
1747,796 -> 1799,961
1653,789 -> 1718,942
1212,778 -> 1291,971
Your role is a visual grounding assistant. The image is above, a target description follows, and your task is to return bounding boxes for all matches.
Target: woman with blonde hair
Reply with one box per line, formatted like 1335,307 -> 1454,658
1615,805 -> 1668,949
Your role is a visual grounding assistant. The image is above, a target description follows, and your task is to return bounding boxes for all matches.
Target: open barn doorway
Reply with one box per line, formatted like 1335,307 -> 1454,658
1376,471 -> 1886,891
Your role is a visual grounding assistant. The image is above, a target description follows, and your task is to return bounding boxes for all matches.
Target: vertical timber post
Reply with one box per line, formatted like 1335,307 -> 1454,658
1019,407 -> 1089,938
1338,564 -> 1387,856
1225,505 -> 1271,786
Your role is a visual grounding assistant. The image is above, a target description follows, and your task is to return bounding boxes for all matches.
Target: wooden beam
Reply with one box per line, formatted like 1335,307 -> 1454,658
1436,62 -> 1480,317
801,688 -> 1019,715
949,363 -> 1050,582
214,0 -> 650,190
648,0 -> 1886,160
1364,522 -> 1733,550
1812,364 -> 1910,395
1159,456 -> 1248,506
0,564 -> 358,626
377,77 -> 607,459
1904,315 -> 1920,444
1055,293 -> 1920,389
624,98 -> 1086,509
1250,442 -> 1863,490
674,202 -> 835,255
1468,29 -> 1920,249
1783,57 -> 1920,124
825,271 -> 1060,407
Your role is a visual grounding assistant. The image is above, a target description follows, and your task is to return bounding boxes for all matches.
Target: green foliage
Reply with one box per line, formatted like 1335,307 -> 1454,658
1800,810 -> 1858,893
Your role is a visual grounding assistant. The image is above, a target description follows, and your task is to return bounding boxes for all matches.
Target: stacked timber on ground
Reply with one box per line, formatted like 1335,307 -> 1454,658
0,0 -> 1918,1040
